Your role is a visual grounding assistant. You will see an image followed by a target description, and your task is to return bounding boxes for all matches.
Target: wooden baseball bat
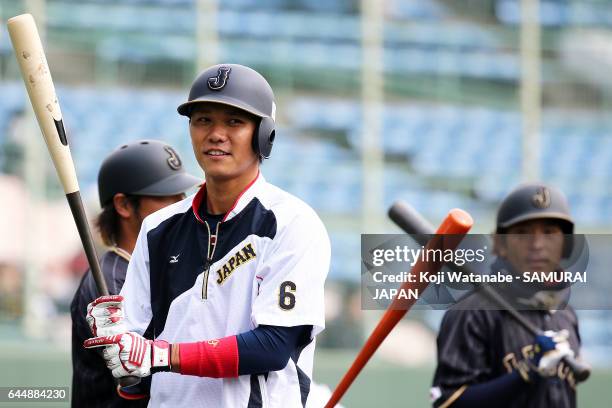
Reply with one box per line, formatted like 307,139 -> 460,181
7,13 -> 139,387
325,208 -> 473,407
388,200 -> 591,382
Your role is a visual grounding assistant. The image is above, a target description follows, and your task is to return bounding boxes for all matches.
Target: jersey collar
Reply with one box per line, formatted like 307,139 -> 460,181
109,246 -> 131,262
192,171 -> 265,224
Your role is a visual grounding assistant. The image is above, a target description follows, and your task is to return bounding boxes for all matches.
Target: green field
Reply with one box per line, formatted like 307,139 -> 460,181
0,342 -> 609,407
315,351 -> 612,407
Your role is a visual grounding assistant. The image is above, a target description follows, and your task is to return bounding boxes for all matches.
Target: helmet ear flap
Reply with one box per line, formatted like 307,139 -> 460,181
253,116 -> 275,159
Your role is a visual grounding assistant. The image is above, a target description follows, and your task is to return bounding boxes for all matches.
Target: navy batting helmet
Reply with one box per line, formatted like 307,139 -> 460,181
496,183 -> 574,234
496,183 -> 575,258
98,140 -> 201,207
177,63 -> 276,159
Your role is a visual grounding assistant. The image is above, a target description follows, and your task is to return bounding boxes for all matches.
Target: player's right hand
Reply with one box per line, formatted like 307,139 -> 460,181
86,295 -> 126,337
83,332 -> 170,378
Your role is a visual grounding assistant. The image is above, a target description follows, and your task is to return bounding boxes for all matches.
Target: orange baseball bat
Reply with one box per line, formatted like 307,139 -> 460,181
325,208 -> 473,407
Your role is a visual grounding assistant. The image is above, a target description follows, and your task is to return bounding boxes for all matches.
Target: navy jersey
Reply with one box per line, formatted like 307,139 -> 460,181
431,292 -> 581,408
70,249 -> 149,408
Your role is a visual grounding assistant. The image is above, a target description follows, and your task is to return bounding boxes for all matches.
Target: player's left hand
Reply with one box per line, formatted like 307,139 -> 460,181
83,332 -> 171,378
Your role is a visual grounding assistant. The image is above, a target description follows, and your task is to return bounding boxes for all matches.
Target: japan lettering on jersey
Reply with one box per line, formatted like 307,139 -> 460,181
120,174 -> 330,408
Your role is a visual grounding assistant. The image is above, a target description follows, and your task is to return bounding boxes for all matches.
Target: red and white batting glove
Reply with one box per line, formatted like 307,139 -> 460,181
83,332 -> 171,378
86,295 -> 126,337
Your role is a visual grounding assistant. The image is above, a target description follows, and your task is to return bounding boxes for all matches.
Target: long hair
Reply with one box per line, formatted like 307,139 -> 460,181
95,195 -> 141,246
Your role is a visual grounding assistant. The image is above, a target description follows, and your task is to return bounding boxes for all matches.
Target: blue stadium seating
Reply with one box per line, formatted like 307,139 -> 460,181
61,0 -> 440,19
287,96 -> 612,224
496,0 -> 612,27
0,29 -> 10,57
0,83 -> 26,146
1,83 -> 610,258
39,2 -> 511,80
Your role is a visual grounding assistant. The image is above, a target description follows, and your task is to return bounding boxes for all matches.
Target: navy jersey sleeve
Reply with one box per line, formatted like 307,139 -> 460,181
450,371 -> 527,408
237,325 -> 312,375
431,309 -> 495,407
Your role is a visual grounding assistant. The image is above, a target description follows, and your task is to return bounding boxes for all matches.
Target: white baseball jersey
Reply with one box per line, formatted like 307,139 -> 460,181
120,173 -> 330,408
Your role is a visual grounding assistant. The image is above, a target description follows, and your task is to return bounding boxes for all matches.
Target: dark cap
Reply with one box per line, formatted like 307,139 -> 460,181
496,183 -> 574,233
98,140 -> 201,207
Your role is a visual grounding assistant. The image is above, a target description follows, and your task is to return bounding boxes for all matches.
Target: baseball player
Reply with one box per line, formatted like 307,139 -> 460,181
70,140 -> 201,407
83,64 -> 331,407
431,183 -> 585,408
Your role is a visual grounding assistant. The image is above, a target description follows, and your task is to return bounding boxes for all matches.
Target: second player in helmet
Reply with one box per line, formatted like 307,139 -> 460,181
70,139 -> 200,407
431,183 -> 585,408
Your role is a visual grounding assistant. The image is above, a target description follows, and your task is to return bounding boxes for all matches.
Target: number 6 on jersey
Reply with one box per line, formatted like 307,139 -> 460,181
279,281 -> 296,310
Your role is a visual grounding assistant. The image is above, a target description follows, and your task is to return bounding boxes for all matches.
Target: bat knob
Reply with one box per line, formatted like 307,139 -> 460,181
563,355 -> 591,383
119,376 -> 141,388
